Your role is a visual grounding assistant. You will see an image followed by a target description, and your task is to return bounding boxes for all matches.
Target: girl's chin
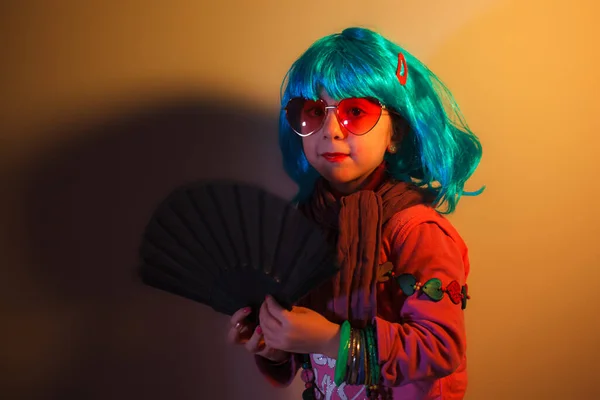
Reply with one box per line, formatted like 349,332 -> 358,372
312,162 -> 367,186
320,170 -> 360,187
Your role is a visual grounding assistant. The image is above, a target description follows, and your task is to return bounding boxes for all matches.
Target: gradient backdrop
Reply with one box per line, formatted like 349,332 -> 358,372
1,1 -> 599,399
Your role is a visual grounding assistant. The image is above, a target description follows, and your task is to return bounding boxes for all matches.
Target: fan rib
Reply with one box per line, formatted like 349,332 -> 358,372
141,259 -> 238,313
185,189 -> 231,271
143,235 -> 207,283
165,204 -> 222,274
206,185 -> 241,269
142,257 -> 201,288
269,203 -> 291,279
277,227 -> 316,285
258,189 -> 265,272
233,185 -> 252,271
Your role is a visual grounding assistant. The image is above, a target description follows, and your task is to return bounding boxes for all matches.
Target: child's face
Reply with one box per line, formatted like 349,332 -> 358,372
302,90 -> 394,194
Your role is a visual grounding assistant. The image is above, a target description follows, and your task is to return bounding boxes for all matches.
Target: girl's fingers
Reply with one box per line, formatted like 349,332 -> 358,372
227,324 -> 244,344
236,322 -> 285,361
258,303 -> 271,333
228,307 -> 253,345
259,301 -> 281,335
230,307 -> 252,327
244,326 -> 265,353
265,295 -> 287,320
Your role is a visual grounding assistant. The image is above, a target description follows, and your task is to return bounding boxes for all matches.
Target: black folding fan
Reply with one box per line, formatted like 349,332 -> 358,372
138,180 -> 339,322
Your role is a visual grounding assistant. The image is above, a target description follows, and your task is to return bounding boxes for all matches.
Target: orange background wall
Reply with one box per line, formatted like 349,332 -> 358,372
2,1 -> 599,399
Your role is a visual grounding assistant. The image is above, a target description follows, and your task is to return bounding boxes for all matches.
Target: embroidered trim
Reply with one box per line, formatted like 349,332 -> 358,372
385,271 -> 470,309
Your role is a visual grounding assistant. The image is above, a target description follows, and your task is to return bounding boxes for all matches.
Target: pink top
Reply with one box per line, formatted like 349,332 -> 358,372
256,204 -> 470,400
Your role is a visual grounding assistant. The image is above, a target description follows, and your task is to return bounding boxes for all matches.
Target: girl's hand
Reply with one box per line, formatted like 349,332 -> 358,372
227,307 -> 290,363
259,295 -> 341,358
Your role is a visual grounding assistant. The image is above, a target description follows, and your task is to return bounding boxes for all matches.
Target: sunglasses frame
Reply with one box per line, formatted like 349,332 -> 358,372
284,97 -> 393,137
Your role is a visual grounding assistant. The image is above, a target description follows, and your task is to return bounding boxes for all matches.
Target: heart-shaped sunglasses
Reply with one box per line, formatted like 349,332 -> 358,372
284,97 -> 394,137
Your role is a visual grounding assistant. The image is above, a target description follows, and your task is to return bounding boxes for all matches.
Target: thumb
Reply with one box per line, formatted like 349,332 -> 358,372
265,295 -> 286,318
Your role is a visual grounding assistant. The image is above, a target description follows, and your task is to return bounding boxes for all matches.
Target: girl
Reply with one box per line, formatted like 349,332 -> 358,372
228,26 -> 482,400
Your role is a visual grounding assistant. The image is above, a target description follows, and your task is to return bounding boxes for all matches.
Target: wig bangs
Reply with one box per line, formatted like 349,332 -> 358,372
282,38 -> 394,106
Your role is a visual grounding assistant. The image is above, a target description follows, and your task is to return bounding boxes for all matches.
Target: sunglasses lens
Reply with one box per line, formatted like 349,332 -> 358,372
337,98 -> 383,135
285,98 -> 325,136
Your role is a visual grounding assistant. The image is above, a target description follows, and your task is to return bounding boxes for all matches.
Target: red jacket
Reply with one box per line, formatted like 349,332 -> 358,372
256,203 -> 470,399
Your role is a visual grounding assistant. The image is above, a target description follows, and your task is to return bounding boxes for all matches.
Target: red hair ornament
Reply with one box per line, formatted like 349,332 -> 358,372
396,52 -> 408,86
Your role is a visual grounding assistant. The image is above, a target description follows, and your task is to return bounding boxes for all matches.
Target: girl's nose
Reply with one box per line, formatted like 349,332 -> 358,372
321,109 -> 346,140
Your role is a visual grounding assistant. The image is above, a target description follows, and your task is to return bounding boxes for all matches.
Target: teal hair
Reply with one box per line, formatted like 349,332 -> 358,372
279,27 -> 484,213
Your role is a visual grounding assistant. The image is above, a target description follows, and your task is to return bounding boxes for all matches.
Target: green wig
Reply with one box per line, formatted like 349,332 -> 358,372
278,27 -> 483,213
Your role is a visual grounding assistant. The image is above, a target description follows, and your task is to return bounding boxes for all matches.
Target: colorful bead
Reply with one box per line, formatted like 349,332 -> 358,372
396,273 -> 417,295
394,273 -> 471,308
378,262 -> 395,282
300,354 -> 321,399
301,369 -> 315,382
422,278 -> 444,301
461,284 -> 470,310
302,388 -> 316,400
445,280 -> 462,304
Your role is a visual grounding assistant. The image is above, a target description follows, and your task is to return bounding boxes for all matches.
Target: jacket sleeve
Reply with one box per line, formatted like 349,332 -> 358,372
374,216 -> 468,387
254,353 -> 302,387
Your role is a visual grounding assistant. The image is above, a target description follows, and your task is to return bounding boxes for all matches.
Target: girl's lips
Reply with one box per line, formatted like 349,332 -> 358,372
322,153 -> 349,162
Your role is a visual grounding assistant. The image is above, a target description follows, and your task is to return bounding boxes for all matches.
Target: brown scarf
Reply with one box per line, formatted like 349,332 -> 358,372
298,166 -> 433,328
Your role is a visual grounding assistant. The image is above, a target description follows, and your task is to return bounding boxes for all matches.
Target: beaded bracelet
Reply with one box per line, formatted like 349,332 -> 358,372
301,354 -> 323,400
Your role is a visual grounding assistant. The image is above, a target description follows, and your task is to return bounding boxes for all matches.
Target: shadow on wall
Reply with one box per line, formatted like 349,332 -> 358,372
10,95 -> 302,400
